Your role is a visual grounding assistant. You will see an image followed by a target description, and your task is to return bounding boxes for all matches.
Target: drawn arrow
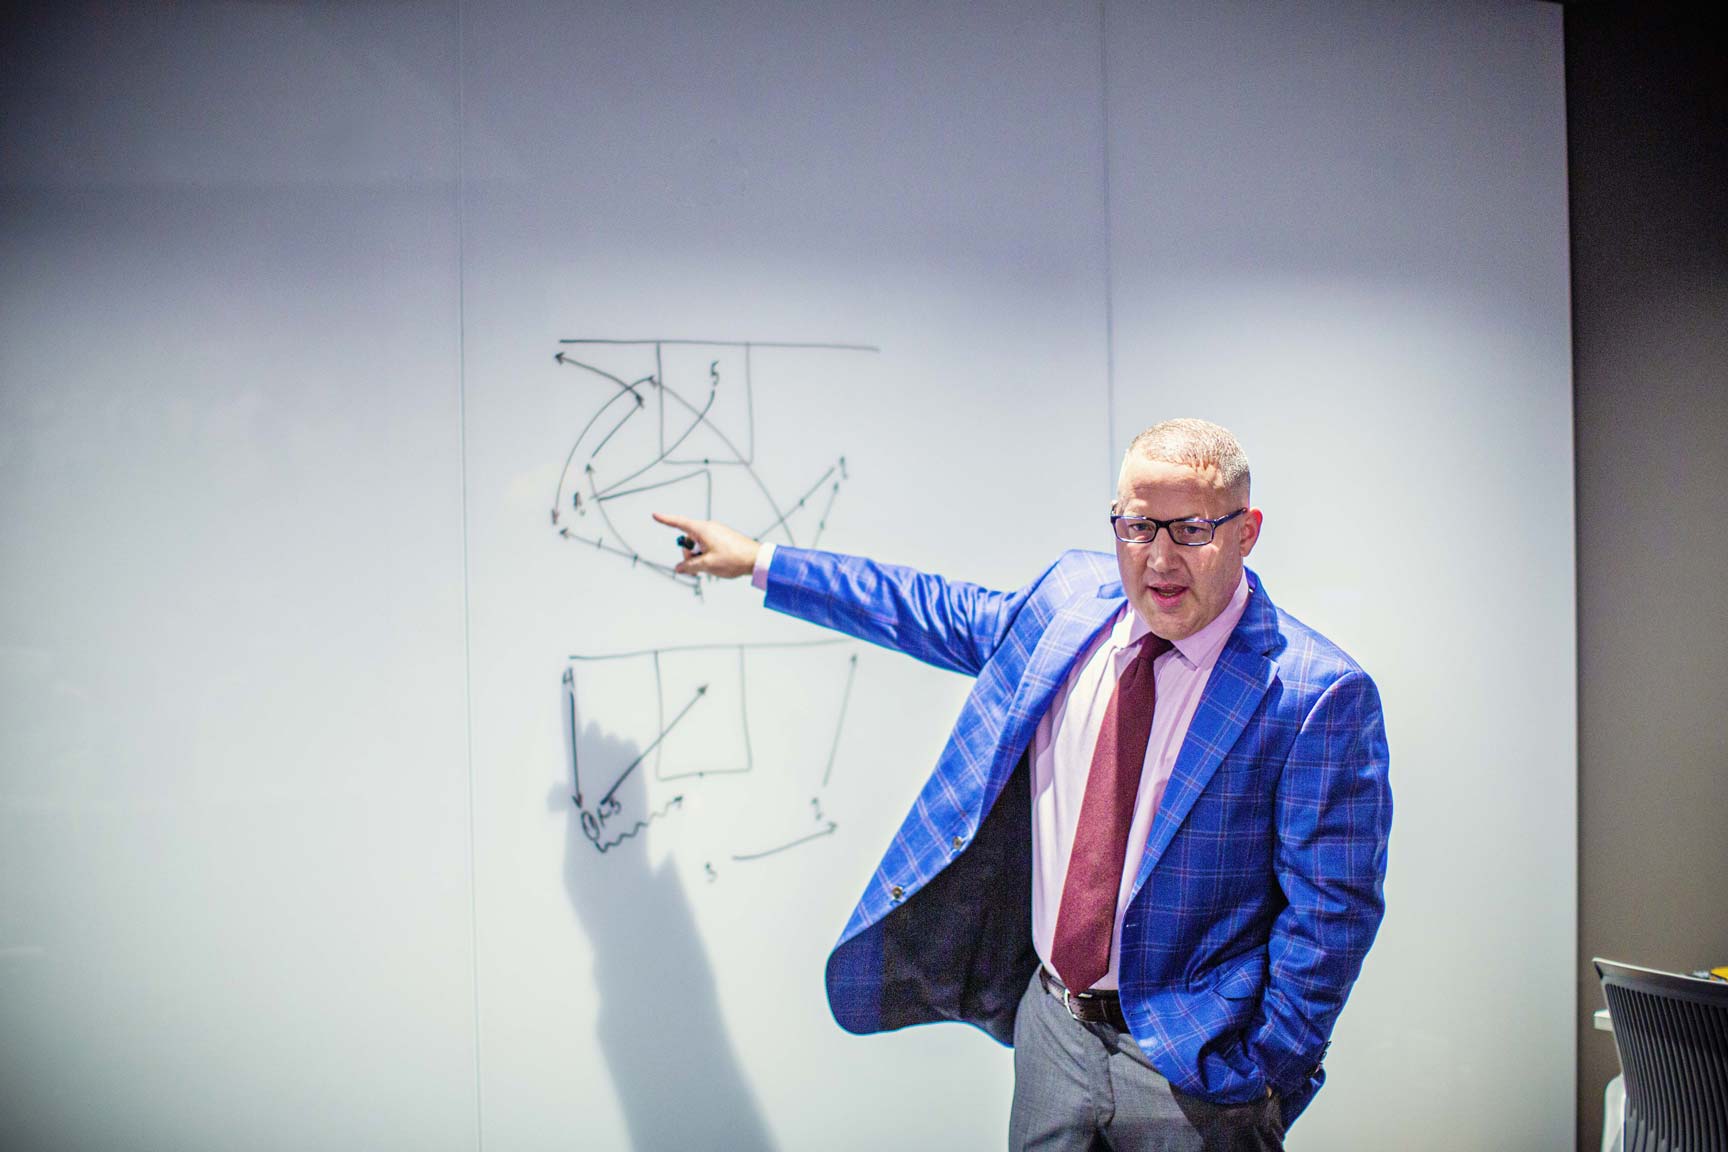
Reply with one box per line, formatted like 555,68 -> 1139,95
550,365 -> 648,519
592,383 -> 718,499
553,525 -> 698,590
730,822 -> 839,863
811,479 -> 843,548
554,351 -> 650,406
648,372 -> 798,545
598,684 -> 708,808
753,463 -> 838,540
564,667 -> 582,807
558,339 -> 880,352
822,652 -> 859,788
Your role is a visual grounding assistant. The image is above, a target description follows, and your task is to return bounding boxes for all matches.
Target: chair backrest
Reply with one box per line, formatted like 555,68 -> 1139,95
1595,958 -> 1728,1152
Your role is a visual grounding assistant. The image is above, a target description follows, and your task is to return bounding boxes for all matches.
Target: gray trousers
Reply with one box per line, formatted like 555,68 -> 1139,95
1009,972 -> 1285,1152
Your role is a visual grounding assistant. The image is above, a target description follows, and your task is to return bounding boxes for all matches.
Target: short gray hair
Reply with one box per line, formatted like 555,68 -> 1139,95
1122,418 -> 1251,502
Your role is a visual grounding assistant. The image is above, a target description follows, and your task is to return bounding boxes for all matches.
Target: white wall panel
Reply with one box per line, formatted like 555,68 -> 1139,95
0,5 -> 478,1150
1103,4 -> 1574,1149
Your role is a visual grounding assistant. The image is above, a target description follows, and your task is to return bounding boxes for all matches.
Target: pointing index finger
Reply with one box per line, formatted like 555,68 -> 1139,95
651,510 -> 697,533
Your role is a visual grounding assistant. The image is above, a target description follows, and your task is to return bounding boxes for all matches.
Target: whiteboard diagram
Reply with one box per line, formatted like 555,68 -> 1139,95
550,339 -> 875,878
549,339 -> 868,595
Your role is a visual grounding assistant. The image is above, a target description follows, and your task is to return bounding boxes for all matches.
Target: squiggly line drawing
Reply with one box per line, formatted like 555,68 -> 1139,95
583,795 -> 686,854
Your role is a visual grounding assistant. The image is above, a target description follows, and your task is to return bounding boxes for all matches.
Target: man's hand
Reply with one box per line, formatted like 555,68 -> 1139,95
650,511 -> 761,579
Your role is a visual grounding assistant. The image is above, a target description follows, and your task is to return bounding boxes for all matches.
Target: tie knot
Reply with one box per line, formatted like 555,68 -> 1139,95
1137,634 -> 1173,661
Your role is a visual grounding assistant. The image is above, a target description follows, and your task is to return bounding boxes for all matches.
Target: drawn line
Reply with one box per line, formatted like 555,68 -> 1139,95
555,351 -> 650,395
586,392 -> 642,462
565,354 -> 792,546
751,462 -> 839,541
585,469 -> 697,588
552,341 -> 872,579
599,684 -> 708,807
811,480 -> 842,549
655,762 -> 751,783
563,668 -> 581,806
595,468 -> 712,505
745,343 -> 755,461
594,373 -> 718,497
667,354 -> 751,467
556,526 -> 697,591
643,643 -> 751,787
568,638 -> 852,661
560,339 -> 880,352
653,648 -> 752,782
650,371 -> 797,546
731,822 -> 839,863
655,343 -> 666,457
549,378 -> 646,521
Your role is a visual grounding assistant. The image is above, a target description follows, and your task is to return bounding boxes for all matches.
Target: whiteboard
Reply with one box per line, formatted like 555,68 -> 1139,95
458,5 -> 1107,1147
0,2 -> 1571,1150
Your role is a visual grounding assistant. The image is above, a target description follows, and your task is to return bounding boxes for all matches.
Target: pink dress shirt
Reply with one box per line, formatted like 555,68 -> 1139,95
1031,573 -> 1252,988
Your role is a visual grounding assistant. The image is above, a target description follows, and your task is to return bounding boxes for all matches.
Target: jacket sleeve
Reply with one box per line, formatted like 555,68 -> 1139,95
1246,669 -> 1393,1094
762,546 -> 1046,678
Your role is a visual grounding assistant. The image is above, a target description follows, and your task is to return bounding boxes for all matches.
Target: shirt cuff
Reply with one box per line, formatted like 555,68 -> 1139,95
751,541 -> 776,591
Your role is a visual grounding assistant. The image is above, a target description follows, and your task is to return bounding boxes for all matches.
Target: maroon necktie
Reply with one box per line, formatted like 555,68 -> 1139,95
1050,633 -> 1171,992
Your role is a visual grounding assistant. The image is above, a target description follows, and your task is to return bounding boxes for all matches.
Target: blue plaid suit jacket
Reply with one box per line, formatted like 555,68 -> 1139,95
764,547 -> 1391,1125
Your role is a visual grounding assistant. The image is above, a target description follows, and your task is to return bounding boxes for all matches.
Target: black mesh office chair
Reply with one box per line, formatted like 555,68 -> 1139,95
1595,958 -> 1728,1152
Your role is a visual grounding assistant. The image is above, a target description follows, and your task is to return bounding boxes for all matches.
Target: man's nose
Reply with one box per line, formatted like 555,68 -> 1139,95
1147,531 -> 1184,570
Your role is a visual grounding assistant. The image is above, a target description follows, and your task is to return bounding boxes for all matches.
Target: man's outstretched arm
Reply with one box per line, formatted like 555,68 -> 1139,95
648,511 -> 1038,678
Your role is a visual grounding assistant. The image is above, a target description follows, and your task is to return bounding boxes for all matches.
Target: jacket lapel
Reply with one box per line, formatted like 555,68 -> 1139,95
1128,572 -> 1281,902
985,579 -> 1124,800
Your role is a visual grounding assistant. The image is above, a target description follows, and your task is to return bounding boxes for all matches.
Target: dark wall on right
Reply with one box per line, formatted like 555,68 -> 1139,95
1568,5 -> 1728,1149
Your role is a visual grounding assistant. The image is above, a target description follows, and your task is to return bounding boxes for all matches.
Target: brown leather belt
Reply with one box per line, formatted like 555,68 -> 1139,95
1039,966 -> 1129,1031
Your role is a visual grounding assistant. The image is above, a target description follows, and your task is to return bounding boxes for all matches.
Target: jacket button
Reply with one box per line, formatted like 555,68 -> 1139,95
952,835 -> 965,849
889,885 -> 904,900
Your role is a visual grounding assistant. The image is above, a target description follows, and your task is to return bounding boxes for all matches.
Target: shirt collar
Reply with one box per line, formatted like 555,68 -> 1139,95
1121,570 -> 1253,668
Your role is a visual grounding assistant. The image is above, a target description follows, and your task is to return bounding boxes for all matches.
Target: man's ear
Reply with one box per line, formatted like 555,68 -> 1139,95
1238,507 -> 1264,557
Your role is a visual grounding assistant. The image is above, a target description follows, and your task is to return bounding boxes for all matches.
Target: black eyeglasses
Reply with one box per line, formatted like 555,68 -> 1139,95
1110,507 -> 1247,547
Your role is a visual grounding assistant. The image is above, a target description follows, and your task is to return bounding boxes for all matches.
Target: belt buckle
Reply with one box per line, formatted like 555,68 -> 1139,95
1045,969 -> 1100,1024
1062,985 -> 1095,1023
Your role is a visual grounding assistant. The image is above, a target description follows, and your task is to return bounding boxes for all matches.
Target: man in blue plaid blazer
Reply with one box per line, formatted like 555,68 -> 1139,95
656,420 -> 1391,1147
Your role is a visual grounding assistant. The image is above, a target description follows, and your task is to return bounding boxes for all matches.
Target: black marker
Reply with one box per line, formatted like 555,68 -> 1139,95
676,534 -> 702,555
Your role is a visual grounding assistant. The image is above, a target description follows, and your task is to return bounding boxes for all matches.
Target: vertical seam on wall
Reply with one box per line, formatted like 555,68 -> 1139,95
455,1 -> 486,1148
1099,0 -> 1117,491
1561,8 -> 1589,1141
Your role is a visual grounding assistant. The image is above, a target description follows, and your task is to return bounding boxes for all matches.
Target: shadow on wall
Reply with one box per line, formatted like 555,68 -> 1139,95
557,721 -> 777,1152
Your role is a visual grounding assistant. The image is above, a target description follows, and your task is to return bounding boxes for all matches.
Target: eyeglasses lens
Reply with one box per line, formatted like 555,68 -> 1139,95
1113,518 -> 1213,546
1169,522 -> 1213,545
